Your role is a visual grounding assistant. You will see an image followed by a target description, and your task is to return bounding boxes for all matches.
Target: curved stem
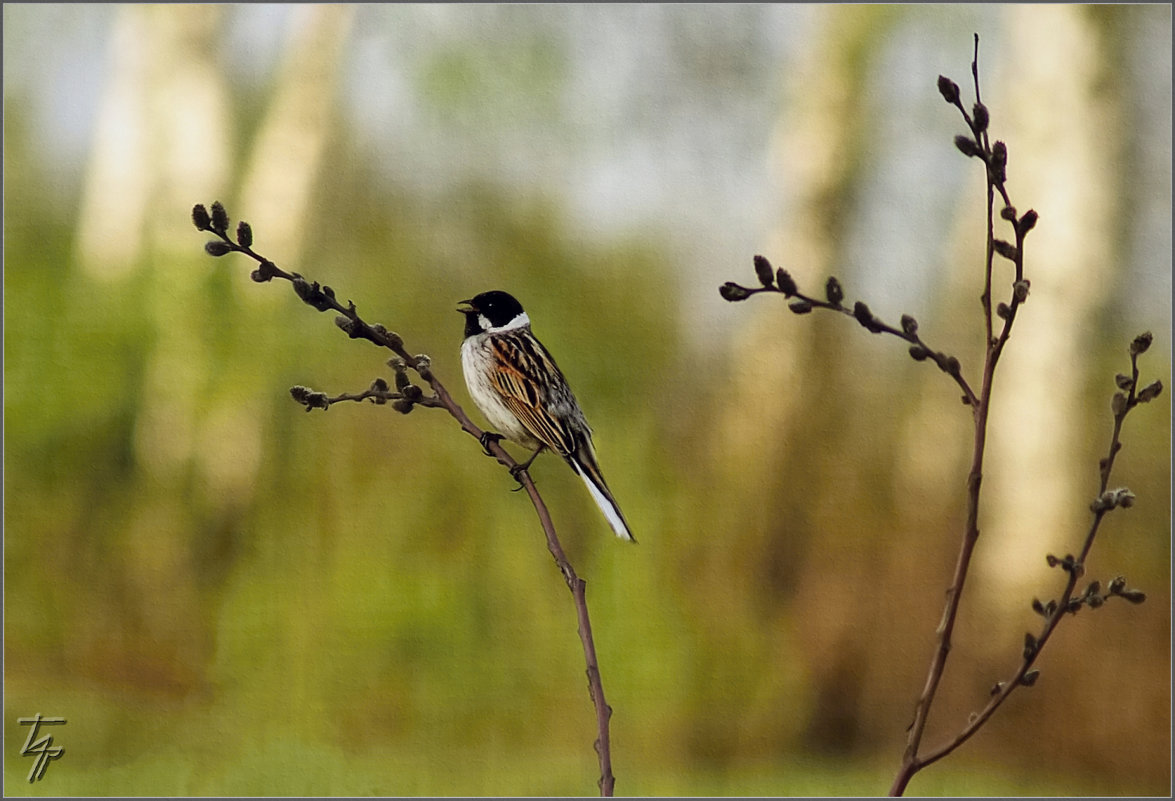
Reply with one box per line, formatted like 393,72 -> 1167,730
890,345 -> 993,796
427,375 -> 616,796
194,206 -> 617,796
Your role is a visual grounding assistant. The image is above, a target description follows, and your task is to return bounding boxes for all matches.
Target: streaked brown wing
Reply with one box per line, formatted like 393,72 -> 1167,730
490,334 -> 578,455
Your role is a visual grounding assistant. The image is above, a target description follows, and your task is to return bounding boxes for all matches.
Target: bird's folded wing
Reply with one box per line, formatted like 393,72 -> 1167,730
490,336 -> 577,455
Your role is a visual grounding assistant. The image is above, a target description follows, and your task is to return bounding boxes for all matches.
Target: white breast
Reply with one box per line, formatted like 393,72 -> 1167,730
460,334 -> 542,449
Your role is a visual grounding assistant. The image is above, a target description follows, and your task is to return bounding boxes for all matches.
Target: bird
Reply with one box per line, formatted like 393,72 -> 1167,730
457,290 -> 635,542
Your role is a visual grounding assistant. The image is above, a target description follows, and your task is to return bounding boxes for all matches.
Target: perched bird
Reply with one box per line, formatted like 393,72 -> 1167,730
457,290 -> 635,542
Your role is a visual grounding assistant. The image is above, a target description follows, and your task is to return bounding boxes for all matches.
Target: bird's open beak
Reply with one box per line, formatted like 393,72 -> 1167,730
456,299 -> 476,314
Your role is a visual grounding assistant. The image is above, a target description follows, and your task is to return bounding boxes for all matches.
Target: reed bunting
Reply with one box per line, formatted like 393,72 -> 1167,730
457,290 -> 635,542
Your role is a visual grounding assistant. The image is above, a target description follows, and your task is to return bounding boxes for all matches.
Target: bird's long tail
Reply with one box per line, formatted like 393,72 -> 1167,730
568,443 -> 635,542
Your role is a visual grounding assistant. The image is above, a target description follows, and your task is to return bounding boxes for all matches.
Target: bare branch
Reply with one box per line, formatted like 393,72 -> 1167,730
720,263 -> 979,408
719,36 -> 1154,798
891,336 -> 1157,785
193,202 -> 618,796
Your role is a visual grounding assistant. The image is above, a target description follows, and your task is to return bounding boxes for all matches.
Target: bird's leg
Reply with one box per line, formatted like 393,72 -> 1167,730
479,431 -> 504,457
509,445 -> 545,484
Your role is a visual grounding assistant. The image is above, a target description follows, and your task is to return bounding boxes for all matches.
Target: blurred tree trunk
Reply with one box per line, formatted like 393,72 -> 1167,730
706,5 -> 904,756
239,5 -> 355,268
77,5 -> 231,279
72,4 -> 235,691
68,5 -> 355,694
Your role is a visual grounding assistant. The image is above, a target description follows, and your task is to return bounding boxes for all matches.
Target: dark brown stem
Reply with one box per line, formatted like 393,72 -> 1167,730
722,39 -> 1152,799
891,39 -> 1028,796
431,379 -> 617,797
194,205 -> 617,797
510,463 -> 616,797
892,344 -> 1147,785
890,326 -> 994,796
722,281 -> 979,407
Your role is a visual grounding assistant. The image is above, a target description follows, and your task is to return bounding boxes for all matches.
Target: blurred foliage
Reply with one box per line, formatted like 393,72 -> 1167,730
4,4 -> 1170,796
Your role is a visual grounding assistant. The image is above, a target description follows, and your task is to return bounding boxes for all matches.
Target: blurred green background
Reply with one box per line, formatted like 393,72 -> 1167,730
4,4 -> 1170,796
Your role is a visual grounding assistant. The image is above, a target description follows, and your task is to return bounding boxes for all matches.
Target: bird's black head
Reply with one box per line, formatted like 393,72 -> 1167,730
457,290 -> 528,336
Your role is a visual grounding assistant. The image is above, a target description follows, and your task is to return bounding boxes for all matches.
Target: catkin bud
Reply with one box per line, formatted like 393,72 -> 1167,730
293,276 -> 315,301
857,303 -> 885,333
1118,589 -> 1147,604
937,75 -> 960,105
1023,632 -> 1037,660
393,368 -> 411,392
210,201 -> 230,234
776,268 -> 797,297
825,276 -> 844,306
991,141 -> 1007,167
753,255 -> 775,288
990,141 -> 1008,183
1137,380 -> 1163,403
1013,280 -> 1030,303
720,282 -> 751,302
1130,331 -> 1153,355
954,135 -> 981,158
992,239 -> 1019,261
972,102 -> 989,133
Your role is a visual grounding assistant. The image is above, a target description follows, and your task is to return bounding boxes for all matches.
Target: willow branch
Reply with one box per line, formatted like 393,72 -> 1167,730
720,266 -> 980,408
891,335 -> 1157,791
889,36 -> 1036,797
192,201 -> 616,797
720,34 -> 1154,799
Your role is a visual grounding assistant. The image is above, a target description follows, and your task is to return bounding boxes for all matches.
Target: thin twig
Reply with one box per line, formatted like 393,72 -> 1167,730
891,336 -> 1156,788
722,35 -> 1152,798
888,41 -> 1153,797
193,202 -> 617,796
720,271 -> 979,408
889,37 -> 1030,797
